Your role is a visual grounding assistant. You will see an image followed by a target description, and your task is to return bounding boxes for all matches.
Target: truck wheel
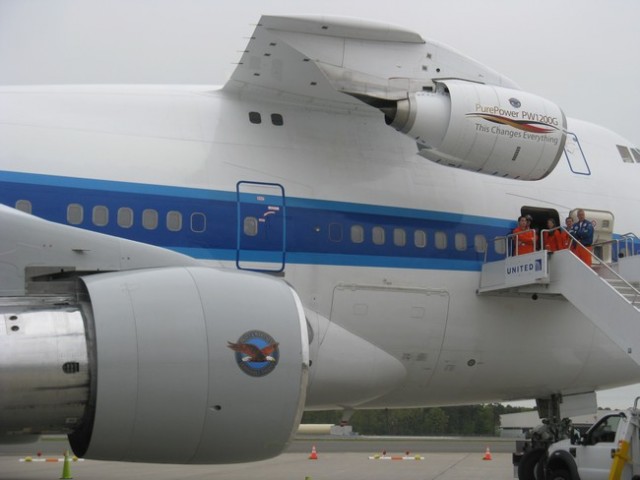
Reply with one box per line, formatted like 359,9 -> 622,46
517,448 -> 546,480
548,469 -> 572,480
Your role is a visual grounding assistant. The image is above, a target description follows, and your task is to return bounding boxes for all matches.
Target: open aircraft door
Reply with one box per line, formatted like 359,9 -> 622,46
236,181 -> 286,272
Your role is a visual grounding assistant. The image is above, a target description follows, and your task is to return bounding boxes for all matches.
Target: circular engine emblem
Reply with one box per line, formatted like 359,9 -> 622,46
227,330 -> 279,377
509,97 -> 522,108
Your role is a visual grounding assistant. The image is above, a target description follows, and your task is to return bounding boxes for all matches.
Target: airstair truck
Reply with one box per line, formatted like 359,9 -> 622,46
545,398 -> 640,480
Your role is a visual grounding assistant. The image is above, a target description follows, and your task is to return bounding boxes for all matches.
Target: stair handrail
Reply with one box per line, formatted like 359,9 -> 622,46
484,232 -> 536,262
485,231 -> 640,264
530,228 -> 640,307
577,236 -> 640,308
538,226 -> 567,251
582,232 -> 640,261
482,231 -> 640,306
485,229 -> 589,263
613,233 -> 640,259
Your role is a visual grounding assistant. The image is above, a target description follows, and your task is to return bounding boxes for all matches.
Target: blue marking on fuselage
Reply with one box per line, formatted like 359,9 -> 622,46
0,170 -> 515,271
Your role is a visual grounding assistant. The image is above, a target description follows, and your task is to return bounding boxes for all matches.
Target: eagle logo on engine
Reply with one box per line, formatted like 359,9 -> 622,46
227,330 -> 279,377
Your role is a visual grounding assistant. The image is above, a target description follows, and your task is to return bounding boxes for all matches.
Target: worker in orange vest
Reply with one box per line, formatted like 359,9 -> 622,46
543,218 -> 562,252
512,215 -> 536,255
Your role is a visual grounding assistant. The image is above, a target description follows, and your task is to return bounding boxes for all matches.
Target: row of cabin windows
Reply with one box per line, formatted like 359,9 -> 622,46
15,200 -> 499,255
15,200 -> 207,233
67,204 -> 208,232
243,215 -> 492,254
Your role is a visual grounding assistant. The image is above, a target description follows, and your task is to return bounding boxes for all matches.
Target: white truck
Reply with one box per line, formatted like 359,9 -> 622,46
543,399 -> 640,480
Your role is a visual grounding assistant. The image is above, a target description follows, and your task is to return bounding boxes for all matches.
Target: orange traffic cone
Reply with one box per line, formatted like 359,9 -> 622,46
309,445 -> 318,460
482,446 -> 492,461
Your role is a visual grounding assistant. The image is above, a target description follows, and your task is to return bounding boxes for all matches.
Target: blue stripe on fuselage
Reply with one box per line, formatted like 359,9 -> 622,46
0,170 -> 514,271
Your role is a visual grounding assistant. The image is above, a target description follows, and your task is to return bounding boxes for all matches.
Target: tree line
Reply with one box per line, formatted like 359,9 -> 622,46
302,404 -> 532,436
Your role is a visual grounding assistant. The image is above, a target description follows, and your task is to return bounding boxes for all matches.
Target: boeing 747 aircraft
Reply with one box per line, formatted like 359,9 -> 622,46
1,14 -> 640,471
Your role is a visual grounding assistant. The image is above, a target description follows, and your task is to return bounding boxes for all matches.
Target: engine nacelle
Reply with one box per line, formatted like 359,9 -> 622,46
0,267 -> 308,464
386,80 -> 567,180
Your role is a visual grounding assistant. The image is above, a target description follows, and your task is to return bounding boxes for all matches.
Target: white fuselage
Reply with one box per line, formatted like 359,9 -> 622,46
1,84 -> 639,409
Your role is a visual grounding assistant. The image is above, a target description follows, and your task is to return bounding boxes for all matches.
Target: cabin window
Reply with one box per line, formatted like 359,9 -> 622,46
414,230 -> 427,248
243,216 -> 259,236
142,209 -> 158,230
92,205 -> 109,226
494,237 -> 507,255
329,223 -> 343,242
249,112 -> 262,124
617,145 -> 634,163
435,231 -> 447,250
15,200 -> 32,214
350,225 -> 364,244
67,204 -> 83,225
166,211 -> 182,232
271,113 -> 284,126
474,234 -> 488,253
117,207 -> 134,228
455,233 -> 468,251
393,228 -> 406,247
190,212 -> 206,233
372,226 -> 385,245
631,148 -> 640,163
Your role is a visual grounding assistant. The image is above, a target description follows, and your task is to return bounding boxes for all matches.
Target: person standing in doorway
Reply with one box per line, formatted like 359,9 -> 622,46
543,218 -> 561,251
512,215 -> 536,255
557,217 -> 573,250
571,209 -> 594,265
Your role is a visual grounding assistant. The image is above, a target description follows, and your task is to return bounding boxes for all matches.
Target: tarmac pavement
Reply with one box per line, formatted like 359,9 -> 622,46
0,436 -> 518,480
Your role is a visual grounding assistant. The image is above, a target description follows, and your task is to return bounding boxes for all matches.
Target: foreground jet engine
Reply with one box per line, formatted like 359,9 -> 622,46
0,267 -> 308,464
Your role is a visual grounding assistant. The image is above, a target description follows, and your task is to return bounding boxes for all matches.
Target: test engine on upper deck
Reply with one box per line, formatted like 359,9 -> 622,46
383,80 -> 567,180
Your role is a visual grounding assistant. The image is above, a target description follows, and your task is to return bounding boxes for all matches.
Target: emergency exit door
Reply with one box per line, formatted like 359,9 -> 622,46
236,181 -> 286,272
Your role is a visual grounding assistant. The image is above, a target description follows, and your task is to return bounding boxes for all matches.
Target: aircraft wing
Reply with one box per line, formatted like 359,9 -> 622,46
0,204 -> 200,296
223,15 -> 519,105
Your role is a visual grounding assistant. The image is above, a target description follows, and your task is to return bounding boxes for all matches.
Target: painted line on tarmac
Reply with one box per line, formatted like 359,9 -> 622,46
19,457 -> 85,463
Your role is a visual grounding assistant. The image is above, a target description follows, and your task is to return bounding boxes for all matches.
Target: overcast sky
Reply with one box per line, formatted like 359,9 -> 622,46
1,0 -> 639,409
1,0 -> 638,147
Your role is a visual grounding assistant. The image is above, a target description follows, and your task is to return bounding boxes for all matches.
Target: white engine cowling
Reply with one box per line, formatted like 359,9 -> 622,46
53,266 -> 309,464
386,80 -> 567,180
